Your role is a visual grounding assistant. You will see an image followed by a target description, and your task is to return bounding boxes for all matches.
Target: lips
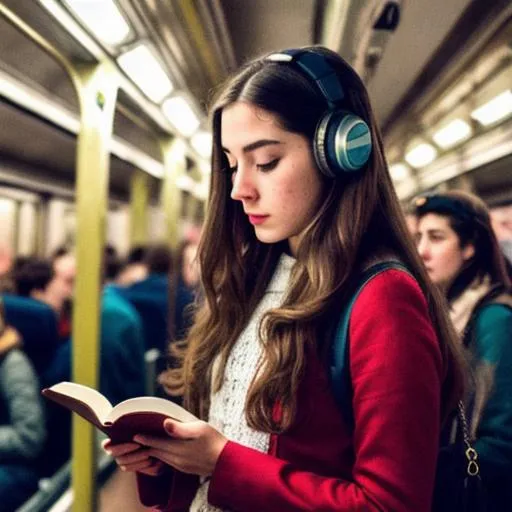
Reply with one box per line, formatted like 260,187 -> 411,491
247,214 -> 269,225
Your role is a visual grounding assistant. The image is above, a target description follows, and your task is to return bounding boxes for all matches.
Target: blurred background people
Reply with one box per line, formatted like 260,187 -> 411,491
116,245 -> 148,286
173,240 -> 200,340
490,202 -> 512,264
414,190 -> 512,511
0,299 -> 46,511
118,244 -> 172,353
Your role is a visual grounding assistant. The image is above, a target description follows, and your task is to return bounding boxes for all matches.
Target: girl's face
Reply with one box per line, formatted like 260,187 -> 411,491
221,101 -> 324,256
416,213 -> 474,289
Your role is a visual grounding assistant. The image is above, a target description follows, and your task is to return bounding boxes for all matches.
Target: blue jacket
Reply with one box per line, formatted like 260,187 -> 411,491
1,295 -> 59,376
117,274 -> 169,352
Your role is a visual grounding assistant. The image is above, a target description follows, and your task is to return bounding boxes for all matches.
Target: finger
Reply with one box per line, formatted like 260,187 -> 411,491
116,448 -> 152,466
121,458 -> 159,473
163,419 -> 204,439
133,434 -> 179,452
107,442 -> 142,457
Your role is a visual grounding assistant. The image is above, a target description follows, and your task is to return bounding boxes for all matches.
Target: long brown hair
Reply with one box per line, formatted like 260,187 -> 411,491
167,46 -> 466,432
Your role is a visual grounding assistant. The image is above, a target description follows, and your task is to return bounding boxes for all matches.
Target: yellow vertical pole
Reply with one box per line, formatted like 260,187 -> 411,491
161,138 -> 186,251
130,170 -> 149,246
72,62 -> 118,512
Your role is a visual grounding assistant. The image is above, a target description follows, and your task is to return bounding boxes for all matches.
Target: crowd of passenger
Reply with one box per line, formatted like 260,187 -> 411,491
0,192 -> 510,510
0,237 -> 200,511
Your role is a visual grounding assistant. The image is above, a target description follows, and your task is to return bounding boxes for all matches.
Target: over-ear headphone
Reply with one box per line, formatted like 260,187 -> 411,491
266,49 -> 372,178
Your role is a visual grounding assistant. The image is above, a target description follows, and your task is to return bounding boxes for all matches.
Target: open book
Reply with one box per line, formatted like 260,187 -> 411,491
42,381 -> 198,444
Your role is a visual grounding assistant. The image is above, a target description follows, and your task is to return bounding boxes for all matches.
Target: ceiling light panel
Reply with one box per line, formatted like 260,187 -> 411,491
405,143 -> 437,168
389,163 -> 410,181
471,90 -> 512,126
64,0 -> 131,46
118,44 -> 174,103
191,131 -> 212,158
162,96 -> 200,137
432,119 -> 472,149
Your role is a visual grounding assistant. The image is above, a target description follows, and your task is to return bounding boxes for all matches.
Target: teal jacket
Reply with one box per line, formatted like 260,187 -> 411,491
470,302 -> 512,479
100,287 -> 146,405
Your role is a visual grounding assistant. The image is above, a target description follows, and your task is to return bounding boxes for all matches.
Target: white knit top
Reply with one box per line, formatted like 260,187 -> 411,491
190,253 -> 295,512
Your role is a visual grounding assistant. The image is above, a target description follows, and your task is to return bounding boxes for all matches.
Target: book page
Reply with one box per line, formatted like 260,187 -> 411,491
106,397 -> 198,425
44,381 -> 113,424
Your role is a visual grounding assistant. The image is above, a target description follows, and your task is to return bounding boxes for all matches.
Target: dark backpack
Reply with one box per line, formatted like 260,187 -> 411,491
329,261 -> 486,512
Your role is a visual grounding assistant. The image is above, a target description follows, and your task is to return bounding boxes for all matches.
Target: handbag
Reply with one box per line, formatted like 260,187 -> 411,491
329,261 -> 487,511
432,401 -> 486,512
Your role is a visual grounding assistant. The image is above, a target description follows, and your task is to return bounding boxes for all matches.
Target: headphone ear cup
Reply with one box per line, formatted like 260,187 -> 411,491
314,110 -> 372,177
313,112 -> 337,178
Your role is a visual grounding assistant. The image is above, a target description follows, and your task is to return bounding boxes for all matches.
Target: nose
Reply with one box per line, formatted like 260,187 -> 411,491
230,167 -> 258,202
417,236 -> 430,261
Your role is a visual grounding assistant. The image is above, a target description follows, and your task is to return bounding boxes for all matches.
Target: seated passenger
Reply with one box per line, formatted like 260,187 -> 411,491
100,252 -> 146,405
119,244 -> 172,352
415,191 -> 512,511
0,299 -> 46,511
116,245 -> 149,286
51,251 -> 76,340
4,259 -> 60,375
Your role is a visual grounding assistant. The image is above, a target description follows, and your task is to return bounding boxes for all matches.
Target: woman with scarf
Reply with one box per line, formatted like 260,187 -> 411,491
415,190 -> 512,511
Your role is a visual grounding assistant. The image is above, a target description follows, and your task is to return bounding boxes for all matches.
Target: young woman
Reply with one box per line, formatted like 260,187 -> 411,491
414,190 -> 512,511
105,46 -> 465,511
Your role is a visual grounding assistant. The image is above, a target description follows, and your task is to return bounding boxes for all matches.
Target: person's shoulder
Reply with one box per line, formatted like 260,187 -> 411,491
474,301 -> 512,329
357,267 -> 422,305
0,348 -> 34,377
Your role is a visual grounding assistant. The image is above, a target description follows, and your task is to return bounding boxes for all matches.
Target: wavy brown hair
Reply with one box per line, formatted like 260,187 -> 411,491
165,46 -> 466,432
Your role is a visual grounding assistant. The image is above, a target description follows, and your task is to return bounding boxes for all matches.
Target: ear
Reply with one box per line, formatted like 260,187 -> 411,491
462,243 -> 475,261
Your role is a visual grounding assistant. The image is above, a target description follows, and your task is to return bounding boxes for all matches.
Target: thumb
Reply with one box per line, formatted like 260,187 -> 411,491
163,419 -> 202,439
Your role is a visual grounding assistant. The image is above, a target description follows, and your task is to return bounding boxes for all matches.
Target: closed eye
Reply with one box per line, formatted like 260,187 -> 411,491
257,158 -> 280,172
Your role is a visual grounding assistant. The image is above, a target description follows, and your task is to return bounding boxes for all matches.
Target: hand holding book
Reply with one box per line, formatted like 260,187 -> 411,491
43,381 -> 228,477
42,381 -> 199,444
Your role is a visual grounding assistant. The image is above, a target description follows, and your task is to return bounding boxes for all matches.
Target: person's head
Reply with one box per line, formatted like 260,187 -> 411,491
177,241 -> 200,288
103,250 -> 122,284
145,244 -> 173,276
490,203 -> 512,242
127,245 -> 148,265
173,46 -> 464,431
48,252 -> 76,312
14,258 -> 54,299
414,191 -> 510,301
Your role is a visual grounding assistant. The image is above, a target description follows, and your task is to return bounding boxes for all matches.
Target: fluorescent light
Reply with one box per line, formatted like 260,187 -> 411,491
405,143 -> 437,168
389,163 -> 410,181
199,160 -> 211,176
433,119 -> 472,149
64,0 -> 131,46
471,90 -> 512,126
162,96 -> 200,137
191,131 -> 212,158
118,44 -> 174,103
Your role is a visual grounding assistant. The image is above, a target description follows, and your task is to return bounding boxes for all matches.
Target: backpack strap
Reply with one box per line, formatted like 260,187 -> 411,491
330,260 -> 411,428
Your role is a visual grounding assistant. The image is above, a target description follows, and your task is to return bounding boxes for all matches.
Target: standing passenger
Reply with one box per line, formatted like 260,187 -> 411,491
415,190 -> 512,511
104,47 -> 465,512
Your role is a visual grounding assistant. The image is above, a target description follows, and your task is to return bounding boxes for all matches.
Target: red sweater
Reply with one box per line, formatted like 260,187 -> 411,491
137,269 -> 443,511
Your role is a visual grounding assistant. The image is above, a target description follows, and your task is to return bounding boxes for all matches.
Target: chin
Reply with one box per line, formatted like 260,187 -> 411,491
253,229 -> 286,245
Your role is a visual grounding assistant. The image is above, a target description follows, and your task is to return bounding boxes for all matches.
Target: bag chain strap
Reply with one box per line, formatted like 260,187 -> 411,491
457,400 -> 480,477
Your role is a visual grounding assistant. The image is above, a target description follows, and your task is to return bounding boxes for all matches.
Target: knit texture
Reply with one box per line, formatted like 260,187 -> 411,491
190,254 -> 295,512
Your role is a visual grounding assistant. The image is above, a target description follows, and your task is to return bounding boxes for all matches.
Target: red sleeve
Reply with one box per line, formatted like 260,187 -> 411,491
208,270 -> 443,511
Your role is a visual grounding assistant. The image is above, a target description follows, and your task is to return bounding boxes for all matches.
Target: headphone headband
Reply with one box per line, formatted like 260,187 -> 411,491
267,50 -> 344,107
266,48 -> 372,176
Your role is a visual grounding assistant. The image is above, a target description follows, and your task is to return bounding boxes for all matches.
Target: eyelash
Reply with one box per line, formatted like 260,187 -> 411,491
228,158 -> 280,174
257,158 -> 280,172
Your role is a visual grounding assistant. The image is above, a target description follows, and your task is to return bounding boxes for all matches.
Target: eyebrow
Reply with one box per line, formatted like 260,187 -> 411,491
222,139 -> 281,154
